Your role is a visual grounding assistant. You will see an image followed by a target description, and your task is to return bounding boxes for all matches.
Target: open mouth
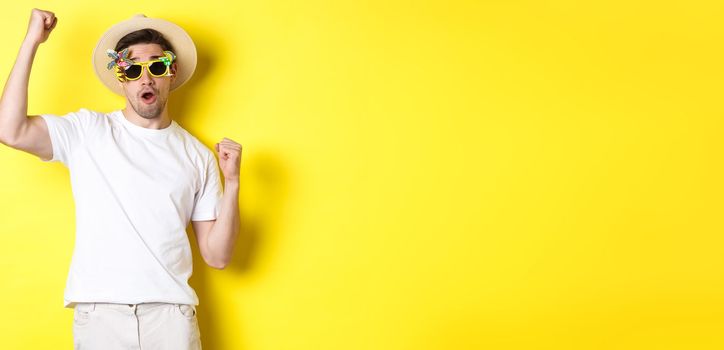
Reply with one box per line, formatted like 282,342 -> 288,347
141,91 -> 157,104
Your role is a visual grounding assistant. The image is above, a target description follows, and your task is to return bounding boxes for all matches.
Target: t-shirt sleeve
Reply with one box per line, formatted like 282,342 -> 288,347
39,109 -> 92,166
191,150 -> 223,221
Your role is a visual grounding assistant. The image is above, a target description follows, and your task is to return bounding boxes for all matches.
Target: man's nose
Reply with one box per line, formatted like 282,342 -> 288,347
139,68 -> 154,85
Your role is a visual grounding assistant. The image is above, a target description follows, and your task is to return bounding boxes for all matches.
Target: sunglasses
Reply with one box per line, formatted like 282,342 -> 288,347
107,49 -> 177,82
122,59 -> 174,80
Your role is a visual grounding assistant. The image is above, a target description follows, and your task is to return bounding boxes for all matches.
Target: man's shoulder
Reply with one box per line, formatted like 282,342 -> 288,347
173,123 -> 216,160
42,108 -> 105,119
41,108 -> 111,130
59,108 -> 115,124
72,108 -> 108,117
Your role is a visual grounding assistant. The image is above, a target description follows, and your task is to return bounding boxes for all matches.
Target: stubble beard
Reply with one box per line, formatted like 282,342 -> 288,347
129,94 -> 167,120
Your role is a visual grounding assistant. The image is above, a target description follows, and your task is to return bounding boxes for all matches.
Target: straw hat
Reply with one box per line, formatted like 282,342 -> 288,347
92,14 -> 197,96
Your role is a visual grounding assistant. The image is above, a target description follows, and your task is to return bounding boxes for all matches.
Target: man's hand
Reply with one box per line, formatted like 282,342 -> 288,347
215,137 -> 242,182
25,8 -> 57,46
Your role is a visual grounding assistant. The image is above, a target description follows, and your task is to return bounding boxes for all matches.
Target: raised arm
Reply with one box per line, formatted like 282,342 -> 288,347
0,8 -> 57,161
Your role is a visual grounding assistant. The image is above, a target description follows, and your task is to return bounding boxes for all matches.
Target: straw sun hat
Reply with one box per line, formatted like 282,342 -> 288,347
92,14 -> 197,96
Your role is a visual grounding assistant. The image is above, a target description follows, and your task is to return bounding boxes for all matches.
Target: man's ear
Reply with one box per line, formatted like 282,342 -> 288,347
170,62 -> 178,81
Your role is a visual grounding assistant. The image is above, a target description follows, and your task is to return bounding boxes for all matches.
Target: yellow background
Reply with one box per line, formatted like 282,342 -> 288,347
0,0 -> 722,349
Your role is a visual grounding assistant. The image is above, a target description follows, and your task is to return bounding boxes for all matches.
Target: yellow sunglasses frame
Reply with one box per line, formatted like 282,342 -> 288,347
116,59 -> 174,82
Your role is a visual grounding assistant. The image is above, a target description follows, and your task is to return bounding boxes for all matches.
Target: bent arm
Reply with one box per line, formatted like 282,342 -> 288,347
192,179 -> 241,269
0,38 -> 39,144
0,9 -> 56,161
206,179 -> 241,268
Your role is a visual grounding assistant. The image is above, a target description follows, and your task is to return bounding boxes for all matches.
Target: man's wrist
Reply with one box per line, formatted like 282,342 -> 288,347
21,37 -> 41,50
224,179 -> 240,190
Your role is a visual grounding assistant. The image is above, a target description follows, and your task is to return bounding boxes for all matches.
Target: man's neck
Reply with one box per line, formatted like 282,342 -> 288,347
121,106 -> 172,130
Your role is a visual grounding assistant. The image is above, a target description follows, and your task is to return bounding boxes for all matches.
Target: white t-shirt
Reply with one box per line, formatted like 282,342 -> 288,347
39,108 -> 222,308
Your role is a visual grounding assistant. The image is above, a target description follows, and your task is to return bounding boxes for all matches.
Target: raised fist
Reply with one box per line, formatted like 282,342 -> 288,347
25,8 -> 57,45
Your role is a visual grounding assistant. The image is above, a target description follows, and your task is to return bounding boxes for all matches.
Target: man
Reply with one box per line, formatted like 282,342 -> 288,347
0,9 -> 242,350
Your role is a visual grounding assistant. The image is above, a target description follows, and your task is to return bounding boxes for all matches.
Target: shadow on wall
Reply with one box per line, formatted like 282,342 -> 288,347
187,149 -> 292,350
229,150 -> 291,276
166,23 -> 212,131
172,22 -> 293,350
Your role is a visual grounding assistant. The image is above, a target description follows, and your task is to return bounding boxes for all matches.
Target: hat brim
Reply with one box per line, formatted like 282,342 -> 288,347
92,15 -> 197,96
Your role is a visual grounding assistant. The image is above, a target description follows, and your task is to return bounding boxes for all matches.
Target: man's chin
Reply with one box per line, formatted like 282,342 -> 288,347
131,99 -> 164,119
135,106 -> 162,119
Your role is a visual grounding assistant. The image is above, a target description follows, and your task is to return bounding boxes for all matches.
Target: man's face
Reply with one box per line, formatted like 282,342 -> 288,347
119,43 -> 177,120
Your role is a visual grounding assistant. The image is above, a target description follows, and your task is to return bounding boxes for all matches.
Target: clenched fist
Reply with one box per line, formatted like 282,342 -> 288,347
215,137 -> 242,182
25,8 -> 57,45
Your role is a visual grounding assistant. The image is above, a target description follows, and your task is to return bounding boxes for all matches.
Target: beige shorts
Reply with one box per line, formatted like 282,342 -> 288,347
72,302 -> 201,350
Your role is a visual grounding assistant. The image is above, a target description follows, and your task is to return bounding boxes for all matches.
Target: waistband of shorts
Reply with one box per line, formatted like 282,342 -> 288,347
75,302 -> 190,312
